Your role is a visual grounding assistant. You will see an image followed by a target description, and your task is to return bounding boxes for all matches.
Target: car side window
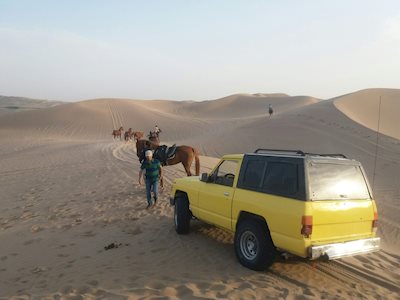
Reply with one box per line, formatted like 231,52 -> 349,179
212,160 -> 238,187
262,162 -> 298,196
242,160 -> 266,188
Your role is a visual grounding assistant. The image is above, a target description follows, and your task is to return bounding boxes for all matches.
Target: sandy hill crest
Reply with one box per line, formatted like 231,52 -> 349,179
80,93 -> 320,119
0,95 -> 65,117
0,89 -> 398,142
0,95 -> 64,109
0,93 -> 320,141
333,88 -> 400,140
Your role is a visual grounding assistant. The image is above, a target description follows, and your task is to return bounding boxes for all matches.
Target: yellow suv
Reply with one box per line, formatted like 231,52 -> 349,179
170,149 -> 380,270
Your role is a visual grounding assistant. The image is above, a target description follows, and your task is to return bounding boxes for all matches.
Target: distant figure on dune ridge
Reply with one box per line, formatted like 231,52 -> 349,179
268,104 -> 274,118
112,126 -> 124,140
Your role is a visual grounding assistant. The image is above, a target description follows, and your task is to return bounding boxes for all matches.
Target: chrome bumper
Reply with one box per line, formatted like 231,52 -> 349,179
310,237 -> 380,260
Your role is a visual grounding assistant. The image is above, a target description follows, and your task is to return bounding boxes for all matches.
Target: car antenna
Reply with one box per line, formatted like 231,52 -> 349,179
372,96 -> 382,192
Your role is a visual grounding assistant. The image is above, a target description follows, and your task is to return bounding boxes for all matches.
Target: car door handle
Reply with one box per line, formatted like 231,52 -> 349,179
224,192 -> 229,196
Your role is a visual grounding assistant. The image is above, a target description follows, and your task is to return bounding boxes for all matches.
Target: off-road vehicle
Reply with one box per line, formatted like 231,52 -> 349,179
170,149 -> 380,270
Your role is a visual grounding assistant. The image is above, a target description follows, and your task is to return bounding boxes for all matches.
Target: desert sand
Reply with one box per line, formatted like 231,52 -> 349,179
0,89 -> 399,299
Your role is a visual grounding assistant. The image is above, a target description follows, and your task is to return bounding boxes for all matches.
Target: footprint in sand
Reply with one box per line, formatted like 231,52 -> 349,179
20,211 -> 36,220
151,247 -> 166,253
175,285 -> 194,298
58,285 -> 73,294
87,280 -> 98,287
82,231 -> 96,237
31,266 -> 48,273
31,225 -> 44,233
57,253 -> 69,258
57,224 -> 72,230
23,238 -> 42,245
73,218 -> 82,225
124,226 -> 142,236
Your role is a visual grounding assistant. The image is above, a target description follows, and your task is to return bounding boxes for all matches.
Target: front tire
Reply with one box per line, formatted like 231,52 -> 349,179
234,219 -> 276,271
174,197 -> 191,234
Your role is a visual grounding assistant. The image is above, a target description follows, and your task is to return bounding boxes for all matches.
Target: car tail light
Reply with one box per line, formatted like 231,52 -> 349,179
301,215 -> 313,238
372,212 -> 378,233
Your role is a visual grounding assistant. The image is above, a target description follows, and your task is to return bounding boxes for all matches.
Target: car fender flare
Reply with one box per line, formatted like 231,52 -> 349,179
170,190 -> 188,205
236,211 -> 271,234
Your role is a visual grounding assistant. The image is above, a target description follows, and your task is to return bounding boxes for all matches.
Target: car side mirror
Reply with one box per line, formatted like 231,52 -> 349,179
200,173 -> 209,182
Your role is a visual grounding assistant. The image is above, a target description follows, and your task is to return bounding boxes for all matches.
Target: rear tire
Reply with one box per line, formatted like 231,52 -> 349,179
234,219 -> 276,271
174,197 -> 191,234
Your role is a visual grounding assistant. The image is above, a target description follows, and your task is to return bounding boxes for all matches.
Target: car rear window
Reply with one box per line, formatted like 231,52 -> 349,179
308,162 -> 371,200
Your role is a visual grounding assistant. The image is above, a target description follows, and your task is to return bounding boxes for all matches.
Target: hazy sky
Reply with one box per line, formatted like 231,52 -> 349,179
1,1 -> 399,101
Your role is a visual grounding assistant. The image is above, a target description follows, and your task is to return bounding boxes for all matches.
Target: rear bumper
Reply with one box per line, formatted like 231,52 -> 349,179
310,237 -> 380,260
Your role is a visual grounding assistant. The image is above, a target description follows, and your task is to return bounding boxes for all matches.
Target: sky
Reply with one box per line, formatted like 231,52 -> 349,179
0,0 -> 399,102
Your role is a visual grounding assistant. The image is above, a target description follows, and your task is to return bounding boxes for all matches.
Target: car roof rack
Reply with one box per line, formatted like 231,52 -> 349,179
254,149 -> 305,155
254,149 -> 347,158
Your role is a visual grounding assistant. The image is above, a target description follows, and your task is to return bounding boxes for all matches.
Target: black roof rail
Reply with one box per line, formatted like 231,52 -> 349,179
254,149 -> 347,158
254,149 -> 305,155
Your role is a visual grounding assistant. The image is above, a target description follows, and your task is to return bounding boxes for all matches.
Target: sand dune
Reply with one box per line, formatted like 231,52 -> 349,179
136,93 -> 320,119
0,89 -> 399,299
0,95 -> 64,117
0,93 -> 319,142
334,88 -> 400,140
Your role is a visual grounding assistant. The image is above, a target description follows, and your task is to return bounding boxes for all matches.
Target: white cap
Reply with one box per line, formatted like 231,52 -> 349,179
145,150 -> 153,157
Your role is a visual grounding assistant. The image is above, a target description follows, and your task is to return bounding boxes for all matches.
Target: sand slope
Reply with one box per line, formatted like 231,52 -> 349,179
334,88 -> 400,140
0,95 -> 64,117
0,89 -> 399,299
0,94 -> 319,142
137,93 -> 319,119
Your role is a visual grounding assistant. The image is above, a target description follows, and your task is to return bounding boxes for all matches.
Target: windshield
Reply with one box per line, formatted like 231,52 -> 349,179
307,162 -> 371,200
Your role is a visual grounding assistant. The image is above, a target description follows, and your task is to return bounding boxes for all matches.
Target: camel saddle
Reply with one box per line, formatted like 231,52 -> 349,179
154,144 -> 177,165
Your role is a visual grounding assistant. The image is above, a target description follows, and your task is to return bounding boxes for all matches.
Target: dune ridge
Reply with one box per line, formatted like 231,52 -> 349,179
0,95 -> 64,117
334,88 -> 400,140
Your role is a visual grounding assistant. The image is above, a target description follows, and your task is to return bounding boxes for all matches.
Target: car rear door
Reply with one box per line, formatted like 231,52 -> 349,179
306,160 -> 377,243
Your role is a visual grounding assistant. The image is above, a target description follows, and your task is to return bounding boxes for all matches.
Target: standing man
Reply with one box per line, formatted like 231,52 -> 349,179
139,150 -> 163,208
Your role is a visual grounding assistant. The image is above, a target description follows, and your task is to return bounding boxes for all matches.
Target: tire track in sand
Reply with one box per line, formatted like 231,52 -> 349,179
300,259 -> 400,298
107,101 -> 118,131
